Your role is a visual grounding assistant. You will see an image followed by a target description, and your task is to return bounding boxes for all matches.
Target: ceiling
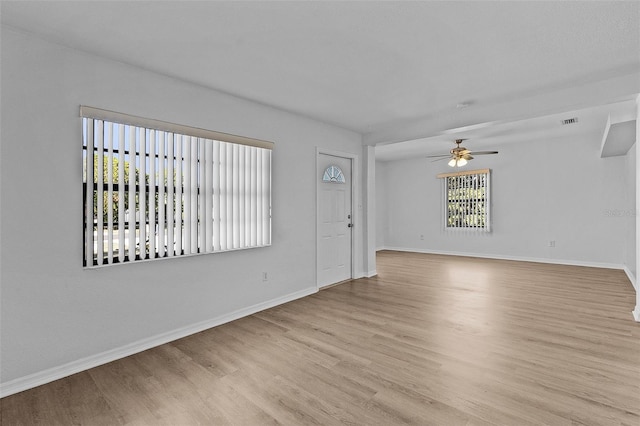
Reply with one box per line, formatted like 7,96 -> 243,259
2,1 -> 639,160
376,99 -> 638,161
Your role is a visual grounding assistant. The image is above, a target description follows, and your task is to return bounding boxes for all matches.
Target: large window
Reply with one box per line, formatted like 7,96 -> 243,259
438,169 -> 490,231
82,106 -> 273,267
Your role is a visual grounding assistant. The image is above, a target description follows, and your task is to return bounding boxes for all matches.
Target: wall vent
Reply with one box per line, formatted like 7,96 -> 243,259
561,117 -> 579,125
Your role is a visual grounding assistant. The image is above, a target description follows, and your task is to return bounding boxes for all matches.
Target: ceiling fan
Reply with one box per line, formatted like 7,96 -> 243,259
426,139 -> 498,167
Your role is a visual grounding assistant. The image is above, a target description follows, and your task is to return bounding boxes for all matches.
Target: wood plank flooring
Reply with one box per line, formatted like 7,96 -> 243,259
2,251 -> 639,425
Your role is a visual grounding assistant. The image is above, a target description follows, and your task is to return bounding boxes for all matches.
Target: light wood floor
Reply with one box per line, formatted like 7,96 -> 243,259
2,251 -> 639,425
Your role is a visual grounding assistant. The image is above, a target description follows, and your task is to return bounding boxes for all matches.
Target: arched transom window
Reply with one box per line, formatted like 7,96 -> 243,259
322,165 -> 346,183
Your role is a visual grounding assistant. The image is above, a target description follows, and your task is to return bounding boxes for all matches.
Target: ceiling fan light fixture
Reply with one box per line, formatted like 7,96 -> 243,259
428,139 -> 499,167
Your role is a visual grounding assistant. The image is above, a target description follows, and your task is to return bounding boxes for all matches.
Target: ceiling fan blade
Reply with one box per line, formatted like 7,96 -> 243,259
431,157 -> 452,162
425,154 -> 453,158
468,151 -> 499,155
462,155 -> 474,160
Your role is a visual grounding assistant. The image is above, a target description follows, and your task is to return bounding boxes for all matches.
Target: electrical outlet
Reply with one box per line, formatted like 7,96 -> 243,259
549,240 -> 556,248
262,272 -> 268,282
420,234 -> 424,240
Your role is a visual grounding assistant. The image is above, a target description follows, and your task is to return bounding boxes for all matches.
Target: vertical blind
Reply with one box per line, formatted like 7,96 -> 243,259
437,169 -> 490,232
82,106 -> 273,267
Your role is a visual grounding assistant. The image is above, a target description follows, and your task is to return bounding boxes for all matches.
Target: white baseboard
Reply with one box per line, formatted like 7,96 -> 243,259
633,305 -> 640,322
0,287 -> 317,398
379,246 -> 625,270
623,265 -> 637,291
353,269 -> 378,279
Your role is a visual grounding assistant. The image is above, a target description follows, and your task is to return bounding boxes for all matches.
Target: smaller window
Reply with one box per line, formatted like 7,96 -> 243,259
437,169 -> 491,231
322,165 -> 346,183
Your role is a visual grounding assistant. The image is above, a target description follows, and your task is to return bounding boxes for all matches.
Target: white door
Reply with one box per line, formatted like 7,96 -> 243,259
317,154 -> 352,288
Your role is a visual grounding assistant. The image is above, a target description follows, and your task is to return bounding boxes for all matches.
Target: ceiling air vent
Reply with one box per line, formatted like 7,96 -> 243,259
561,117 -> 579,125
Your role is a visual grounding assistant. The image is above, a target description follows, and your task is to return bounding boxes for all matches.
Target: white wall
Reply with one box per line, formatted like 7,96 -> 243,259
377,132 -> 628,267
362,146 -> 377,277
624,143 -> 636,286
0,28 -> 364,390
375,160 -> 388,250
635,95 -> 640,322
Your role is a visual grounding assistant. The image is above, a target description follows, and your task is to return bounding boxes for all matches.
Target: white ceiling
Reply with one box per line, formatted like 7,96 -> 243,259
376,99 -> 638,161
2,1 -> 639,160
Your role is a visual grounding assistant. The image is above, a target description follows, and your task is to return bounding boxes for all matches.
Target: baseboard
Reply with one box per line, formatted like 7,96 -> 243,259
365,269 -> 377,278
0,286 -> 317,398
633,305 -> 640,322
380,246 -> 625,270
623,265 -> 637,291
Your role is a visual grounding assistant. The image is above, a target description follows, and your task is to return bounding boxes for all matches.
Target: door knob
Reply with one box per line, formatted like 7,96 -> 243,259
348,223 -> 353,228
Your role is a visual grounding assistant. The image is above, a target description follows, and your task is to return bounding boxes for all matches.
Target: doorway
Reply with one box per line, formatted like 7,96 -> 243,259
317,152 -> 353,288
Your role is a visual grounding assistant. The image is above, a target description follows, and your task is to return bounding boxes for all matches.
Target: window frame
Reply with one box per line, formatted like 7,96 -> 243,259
322,165 -> 346,183
81,106 -> 274,268
437,169 -> 491,232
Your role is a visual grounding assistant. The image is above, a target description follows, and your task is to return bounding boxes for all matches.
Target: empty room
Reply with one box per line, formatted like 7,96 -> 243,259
1,1 -> 639,425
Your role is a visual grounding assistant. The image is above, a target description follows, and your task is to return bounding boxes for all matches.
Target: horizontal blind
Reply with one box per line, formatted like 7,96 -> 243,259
82,107 -> 273,267
438,169 -> 490,232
